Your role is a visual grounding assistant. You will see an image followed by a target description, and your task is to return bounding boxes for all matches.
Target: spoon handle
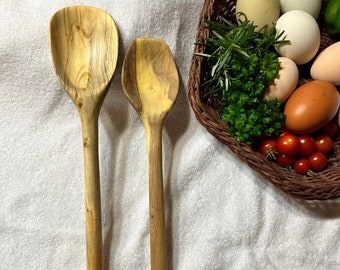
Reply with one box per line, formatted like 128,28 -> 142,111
81,114 -> 102,270
144,120 -> 167,270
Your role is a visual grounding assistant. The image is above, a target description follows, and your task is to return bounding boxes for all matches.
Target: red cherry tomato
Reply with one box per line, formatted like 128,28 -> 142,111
315,134 -> 334,154
277,134 -> 300,155
276,153 -> 296,167
259,139 -> 278,159
294,158 -> 311,175
308,152 -> 328,171
297,134 -> 316,157
320,120 -> 339,138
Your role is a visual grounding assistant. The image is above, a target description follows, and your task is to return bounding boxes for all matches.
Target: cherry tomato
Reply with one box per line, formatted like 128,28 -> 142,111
320,120 -> 339,138
277,134 -> 300,155
297,134 -> 315,157
315,134 -> 334,154
294,158 -> 311,175
308,152 -> 328,171
276,153 -> 296,167
259,139 -> 278,159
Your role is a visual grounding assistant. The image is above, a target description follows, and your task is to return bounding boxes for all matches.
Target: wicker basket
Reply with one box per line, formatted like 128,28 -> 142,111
188,0 -> 340,200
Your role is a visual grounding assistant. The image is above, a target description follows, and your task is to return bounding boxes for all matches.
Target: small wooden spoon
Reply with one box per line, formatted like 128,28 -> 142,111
121,38 -> 179,270
49,6 -> 118,269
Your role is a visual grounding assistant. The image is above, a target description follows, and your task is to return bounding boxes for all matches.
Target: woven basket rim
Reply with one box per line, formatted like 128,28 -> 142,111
188,0 -> 340,200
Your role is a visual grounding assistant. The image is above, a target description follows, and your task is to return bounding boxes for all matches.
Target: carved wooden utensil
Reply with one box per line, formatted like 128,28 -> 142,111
49,6 -> 118,269
121,38 -> 179,270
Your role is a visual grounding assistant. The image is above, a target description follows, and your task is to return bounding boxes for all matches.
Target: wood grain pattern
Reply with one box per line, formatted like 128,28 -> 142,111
122,38 -> 179,270
49,6 -> 118,270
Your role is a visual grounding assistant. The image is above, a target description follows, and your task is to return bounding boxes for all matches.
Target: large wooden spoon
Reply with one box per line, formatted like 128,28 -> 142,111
49,6 -> 118,269
121,38 -> 179,270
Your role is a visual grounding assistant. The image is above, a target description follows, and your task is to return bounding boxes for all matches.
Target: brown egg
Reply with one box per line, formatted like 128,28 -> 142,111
284,80 -> 340,134
310,42 -> 340,85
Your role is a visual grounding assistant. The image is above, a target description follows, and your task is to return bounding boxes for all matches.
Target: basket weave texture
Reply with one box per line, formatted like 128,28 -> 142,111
188,0 -> 340,200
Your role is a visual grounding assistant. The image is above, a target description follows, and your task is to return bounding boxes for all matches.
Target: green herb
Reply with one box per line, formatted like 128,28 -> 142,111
196,15 -> 289,146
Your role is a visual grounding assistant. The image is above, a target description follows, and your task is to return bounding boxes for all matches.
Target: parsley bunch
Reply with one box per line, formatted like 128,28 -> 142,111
196,15 -> 289,146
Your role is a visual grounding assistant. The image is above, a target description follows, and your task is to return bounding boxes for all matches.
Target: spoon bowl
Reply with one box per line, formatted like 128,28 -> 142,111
49,6 -> 118,269
122,38 -> 179,270
49,6 -> 118,110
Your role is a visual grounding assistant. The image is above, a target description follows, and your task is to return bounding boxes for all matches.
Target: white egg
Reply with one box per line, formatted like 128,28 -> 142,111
264,57 -> 299,102
276,10 -> 320,65
280,0 -> 322,19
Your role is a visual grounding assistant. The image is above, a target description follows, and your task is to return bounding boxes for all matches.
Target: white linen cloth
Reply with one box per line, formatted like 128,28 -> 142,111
1,0 -> 340,269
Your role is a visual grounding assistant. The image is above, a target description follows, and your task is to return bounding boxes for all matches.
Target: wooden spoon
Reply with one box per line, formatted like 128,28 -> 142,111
49,6 -> 118,269
121,38 -> 179,270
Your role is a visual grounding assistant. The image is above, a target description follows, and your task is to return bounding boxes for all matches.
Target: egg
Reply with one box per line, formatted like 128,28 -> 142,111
236,0 -> 280,32
284,80 -> 340,134
311,42 -> 340,85
279,0 -> 322,19
276,10 -> 320,65
264,57 -> 299,102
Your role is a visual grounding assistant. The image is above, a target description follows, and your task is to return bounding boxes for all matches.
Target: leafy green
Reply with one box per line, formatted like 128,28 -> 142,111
196,15 -> 289,146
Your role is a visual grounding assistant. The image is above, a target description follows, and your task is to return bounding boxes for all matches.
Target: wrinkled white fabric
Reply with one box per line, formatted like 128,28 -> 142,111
1,1 -> 340,269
